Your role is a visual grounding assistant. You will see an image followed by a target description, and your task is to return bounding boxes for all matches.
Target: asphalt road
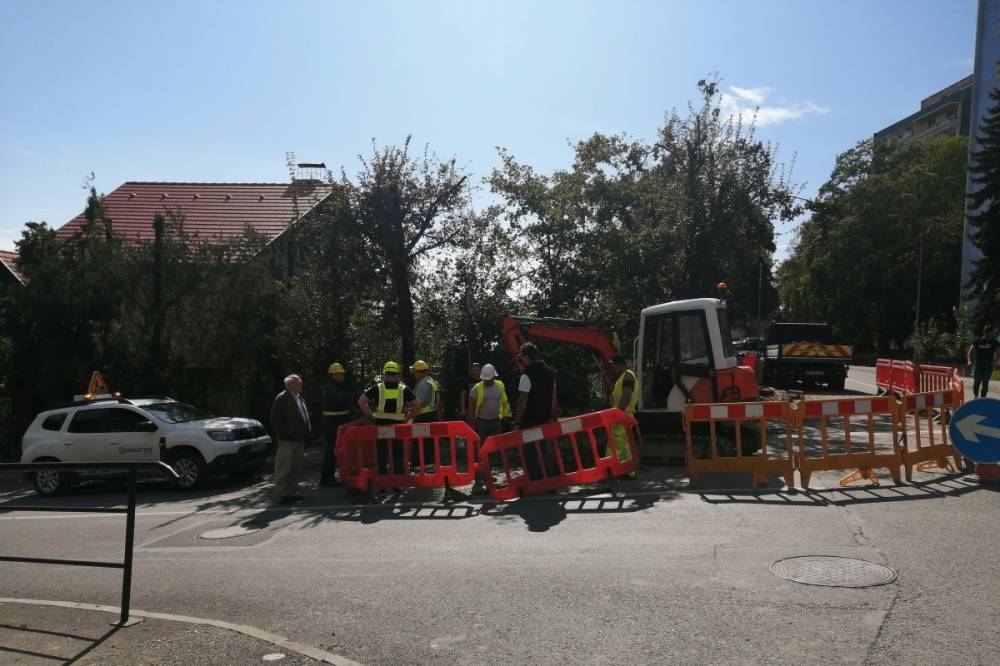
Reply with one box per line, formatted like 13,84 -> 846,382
1,367 -> 999,665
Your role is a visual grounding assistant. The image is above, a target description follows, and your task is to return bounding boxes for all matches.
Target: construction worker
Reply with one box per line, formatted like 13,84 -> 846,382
410,360 -> 442,423
514,342 -> 559,480
608,354 -> 638,473
410,360 -> 440,472
358,362 -> 420,480
467,363 -> 511,440
459,362 -> 482,420
320,362 -> 361,487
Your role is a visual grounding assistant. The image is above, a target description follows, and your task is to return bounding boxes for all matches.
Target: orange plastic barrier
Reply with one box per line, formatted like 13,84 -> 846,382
739,351 -> 758,370
478,409 -> 640,501
336,421 -> 479,492
683,401 -> 795,489
876,359 -> 917,395
916,364 -> 966,405
896,389 -> 963,482
794,396 -> 902,489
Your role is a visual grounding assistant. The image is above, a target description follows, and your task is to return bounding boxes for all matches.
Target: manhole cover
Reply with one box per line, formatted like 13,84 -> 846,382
770,555 -> 896,587
198,524 -> 264,540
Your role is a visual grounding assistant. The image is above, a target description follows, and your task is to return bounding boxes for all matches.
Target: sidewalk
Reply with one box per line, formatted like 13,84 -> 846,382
0,601 -> 330,665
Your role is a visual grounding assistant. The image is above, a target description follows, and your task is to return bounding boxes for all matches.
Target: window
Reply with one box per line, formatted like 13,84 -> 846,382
928,117 -> 937,128
68,408 -> 147,433
41,413 -> 67,431
677,312 -> 708,362
68,409 -> 105,433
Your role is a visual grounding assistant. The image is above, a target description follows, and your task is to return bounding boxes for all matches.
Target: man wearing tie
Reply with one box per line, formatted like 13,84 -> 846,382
270,373 -> 314,504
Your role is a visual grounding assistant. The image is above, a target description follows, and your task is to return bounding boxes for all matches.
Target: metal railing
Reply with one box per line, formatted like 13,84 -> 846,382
0,461 -> 179,625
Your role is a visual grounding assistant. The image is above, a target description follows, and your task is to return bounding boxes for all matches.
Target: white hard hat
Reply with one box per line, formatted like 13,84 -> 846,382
480,363 -> 498,380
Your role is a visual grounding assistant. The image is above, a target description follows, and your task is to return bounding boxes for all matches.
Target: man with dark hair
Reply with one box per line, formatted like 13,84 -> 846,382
967,325 -> 999,398
514,342 -> 559,479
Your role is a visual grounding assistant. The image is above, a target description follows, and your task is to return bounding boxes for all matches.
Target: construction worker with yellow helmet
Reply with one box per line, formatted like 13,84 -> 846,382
319,361 -> 361,487
358,361 -> 420,481
409,360 -> 441,473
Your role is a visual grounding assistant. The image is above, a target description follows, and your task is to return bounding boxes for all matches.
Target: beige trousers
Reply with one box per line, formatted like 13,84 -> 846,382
273,440 -> 304,497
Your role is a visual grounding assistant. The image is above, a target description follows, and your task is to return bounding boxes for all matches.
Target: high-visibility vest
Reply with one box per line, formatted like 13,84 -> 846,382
472,380 -> 511,419
418,377 -> 440,415
374,382 -> 409,421
610,369 -> 638,416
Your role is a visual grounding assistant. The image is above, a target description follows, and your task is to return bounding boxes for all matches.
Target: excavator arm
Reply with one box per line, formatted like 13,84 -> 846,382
501,315 -> 620,381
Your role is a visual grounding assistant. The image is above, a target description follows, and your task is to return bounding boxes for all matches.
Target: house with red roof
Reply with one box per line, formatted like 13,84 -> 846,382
54,179 -> 335,275
0,250 -> 24,286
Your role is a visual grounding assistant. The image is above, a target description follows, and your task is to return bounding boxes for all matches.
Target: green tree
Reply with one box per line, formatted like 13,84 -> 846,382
778,136 -> 967,354
339,138 -> 474,378
966,87 -> 1000,326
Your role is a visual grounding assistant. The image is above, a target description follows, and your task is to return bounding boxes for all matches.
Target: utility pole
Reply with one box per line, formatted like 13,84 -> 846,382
913,226 -> 925,361
757,260 -> 763,335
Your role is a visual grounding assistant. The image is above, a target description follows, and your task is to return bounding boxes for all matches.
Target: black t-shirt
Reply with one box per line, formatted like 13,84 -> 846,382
364,382 -> 416,419
972,337 -> 999,366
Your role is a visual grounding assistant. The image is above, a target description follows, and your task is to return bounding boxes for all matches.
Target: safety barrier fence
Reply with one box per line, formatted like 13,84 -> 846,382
738,350 -> 758,370
477,409 -> 640,501
336,421 -> 479,492
897,389 -> 963,482
685,389 -> 965,490
0,461 -> 179,625
875,359 -> 965,404
794,396 -> 902,489
683,401 -> 794,490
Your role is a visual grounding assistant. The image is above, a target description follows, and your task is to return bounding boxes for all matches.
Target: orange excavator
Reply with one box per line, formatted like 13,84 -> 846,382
502,298 -> 760,459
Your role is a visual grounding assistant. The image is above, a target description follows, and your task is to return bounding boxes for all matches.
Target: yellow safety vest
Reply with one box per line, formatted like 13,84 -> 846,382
374,382 -> 408,421
418,377 -> 440,415
472,380 -> 511,419
611,369 -> 638,416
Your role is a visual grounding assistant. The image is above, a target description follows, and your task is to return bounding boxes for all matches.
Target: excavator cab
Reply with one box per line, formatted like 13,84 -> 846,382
637,298 -> 757,413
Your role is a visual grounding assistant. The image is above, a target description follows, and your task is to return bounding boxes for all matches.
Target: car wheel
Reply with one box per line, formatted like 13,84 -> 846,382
166,450 -> 206,490
32,467 -> 71,497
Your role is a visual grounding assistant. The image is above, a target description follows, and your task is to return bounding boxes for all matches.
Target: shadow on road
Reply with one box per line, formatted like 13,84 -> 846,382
0,622 -> 120,665
698,473 -> 992,506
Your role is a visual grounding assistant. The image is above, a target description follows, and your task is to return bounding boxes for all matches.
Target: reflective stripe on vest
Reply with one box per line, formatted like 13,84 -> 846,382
473,379 -> 511,419
418,378 -> 440,415
374,382 -> 408,421
611,369 -> 638,416
323,410 -> 350,416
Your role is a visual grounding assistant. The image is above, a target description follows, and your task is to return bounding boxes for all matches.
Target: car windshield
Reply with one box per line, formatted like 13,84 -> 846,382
142,402 -> 213,424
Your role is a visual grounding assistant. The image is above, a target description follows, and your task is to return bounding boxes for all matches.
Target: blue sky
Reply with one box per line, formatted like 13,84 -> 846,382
0,0 -> 978,258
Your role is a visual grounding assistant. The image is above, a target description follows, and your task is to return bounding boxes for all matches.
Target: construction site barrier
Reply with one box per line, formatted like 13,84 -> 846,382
683,401 -> 795,489
875,360 -> 966,405
478,409 -> 640,501
794,396 -> 902,489
336,421 -> 479,492
896,389 -> 964,482
739,351 -> 758,370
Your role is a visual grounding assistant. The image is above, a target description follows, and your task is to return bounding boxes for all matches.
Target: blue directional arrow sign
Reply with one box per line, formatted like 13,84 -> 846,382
949,398 -> 1000,464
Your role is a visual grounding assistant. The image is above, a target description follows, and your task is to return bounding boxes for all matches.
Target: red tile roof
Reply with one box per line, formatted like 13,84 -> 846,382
56,181 -> 333,244
0,250 -> 24,284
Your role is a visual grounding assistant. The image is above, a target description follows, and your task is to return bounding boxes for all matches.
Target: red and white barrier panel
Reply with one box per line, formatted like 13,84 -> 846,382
797,396 -> 896,418
897,389 -> 963,481
478,408 -> 640,501
336,421 -> 479,492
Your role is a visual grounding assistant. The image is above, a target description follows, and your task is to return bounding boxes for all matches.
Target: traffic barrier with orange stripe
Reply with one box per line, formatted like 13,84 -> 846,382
336,421 -> 479,492
478,409 -> 640,501
794,396 -> 902,489
683,400 -> 795,489
896,389 -> 963,482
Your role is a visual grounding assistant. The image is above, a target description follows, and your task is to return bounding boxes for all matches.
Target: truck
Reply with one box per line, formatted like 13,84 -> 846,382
762,322 -> 852,390
501,297 -> 761,460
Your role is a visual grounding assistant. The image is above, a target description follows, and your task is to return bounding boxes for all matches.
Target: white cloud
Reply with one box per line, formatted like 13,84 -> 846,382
722,85 -> 829,127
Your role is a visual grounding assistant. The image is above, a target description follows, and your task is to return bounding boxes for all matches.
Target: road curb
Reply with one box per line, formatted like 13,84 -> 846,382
0,597 -> 363,666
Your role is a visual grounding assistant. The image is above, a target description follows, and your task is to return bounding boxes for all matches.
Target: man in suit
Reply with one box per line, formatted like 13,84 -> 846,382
270,373 -> 313,503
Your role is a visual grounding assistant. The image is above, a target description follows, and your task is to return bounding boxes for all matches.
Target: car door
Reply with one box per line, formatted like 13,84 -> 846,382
101,407 -> 160,461
66,407 -> 159,463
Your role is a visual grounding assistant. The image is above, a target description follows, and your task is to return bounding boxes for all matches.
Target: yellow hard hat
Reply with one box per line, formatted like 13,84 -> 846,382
410,360 -> 429,372
383,361 -> 401,374
328,362 -> 346,375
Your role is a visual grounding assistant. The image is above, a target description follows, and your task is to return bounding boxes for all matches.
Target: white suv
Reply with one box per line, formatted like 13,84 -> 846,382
20,397 -> 272,495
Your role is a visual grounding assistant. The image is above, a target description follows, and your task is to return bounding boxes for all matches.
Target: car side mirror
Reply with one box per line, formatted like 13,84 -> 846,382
133,420 -> 158,433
